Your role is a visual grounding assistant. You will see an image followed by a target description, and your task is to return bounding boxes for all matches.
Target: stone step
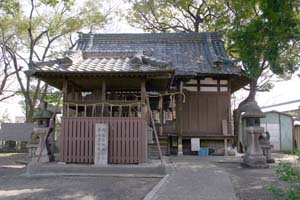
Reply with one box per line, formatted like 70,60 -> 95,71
148,143 -> 169,159
148,135 -> 170,159
148,147 -> 169,153
26,162 -> 167,177
150,137 -> 169,145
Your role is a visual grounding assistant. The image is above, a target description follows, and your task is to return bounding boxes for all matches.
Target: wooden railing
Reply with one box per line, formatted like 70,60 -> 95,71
64,100 -> 146,118
60,117 -> 147,164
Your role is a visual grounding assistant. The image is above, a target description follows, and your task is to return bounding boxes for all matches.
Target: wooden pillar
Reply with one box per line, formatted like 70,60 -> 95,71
102,81 -> 106,100
62,80 -> 68,117
141,80 -> 148,161
141,80 -> 147,118
227,80 -> 232,155
101,81 -> 106,117
228,80 -> 233,136
50,116 -> 56,157
159,96 -> 164,136
177,81 -> 183,155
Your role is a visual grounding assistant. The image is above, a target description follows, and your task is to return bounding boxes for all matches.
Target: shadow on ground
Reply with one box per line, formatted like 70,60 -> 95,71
0,153 -> 160,200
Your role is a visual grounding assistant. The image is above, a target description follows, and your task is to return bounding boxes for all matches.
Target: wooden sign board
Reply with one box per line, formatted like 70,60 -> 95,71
191,138 -> 200,151
94,123 -> 109,166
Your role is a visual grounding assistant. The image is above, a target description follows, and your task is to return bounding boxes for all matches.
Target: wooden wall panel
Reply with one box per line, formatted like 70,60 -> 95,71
61,117 -> 147,164
207,95 -> 217,133
181,92 -> 230,136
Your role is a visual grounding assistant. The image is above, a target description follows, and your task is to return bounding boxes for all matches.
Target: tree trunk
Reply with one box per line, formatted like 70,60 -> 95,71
26,104 -> 34,123
233,80 -> 257,152
24,76 -> 35,123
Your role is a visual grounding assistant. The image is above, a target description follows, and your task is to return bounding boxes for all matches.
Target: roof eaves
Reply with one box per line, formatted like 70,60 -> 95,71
32,69 -> 175,77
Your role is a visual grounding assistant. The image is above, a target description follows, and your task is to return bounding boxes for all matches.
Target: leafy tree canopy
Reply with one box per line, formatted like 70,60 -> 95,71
0,0 -> 110,121
127,0 -> 227,32
226,0 -> 300,81
127,0 -> 300,92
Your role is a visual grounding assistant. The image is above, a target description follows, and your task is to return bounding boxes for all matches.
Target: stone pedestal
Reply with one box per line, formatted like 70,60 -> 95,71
27,144 -> 38,158
242,127 -> 268,168
260,144 -> 275,163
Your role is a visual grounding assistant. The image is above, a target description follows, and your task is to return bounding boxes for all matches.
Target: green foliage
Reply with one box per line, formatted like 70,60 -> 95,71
79,0 -> 108,33
39,0 -> 74,8
127,0 -> 227,32
0,0 -> 20,16
277,162 -> 300,182
18,86 -> 62,114
0,0 -> 109,121
290,149 -> 300,161
269,162 -> 300,200
0,0 -> 107,60
43,90 -> 62,108
225,0 -> 300,80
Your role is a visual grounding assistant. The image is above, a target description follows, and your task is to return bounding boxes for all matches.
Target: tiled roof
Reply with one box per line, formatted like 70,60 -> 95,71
33,51 -> 173,74
33,32 -> 241,76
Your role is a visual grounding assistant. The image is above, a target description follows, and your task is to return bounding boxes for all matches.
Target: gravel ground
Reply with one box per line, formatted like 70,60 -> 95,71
216,162 -> 280,200
0,153 -> 296,200
0,153 -> 160,200
215,154 -> 296,200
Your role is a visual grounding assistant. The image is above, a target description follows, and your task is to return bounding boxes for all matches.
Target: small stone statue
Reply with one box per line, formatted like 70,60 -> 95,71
259,131 -> 275,163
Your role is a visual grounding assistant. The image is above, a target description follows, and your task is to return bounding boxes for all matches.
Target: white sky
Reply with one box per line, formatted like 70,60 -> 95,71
257,74 -> 300,112
1,1 -> 300,122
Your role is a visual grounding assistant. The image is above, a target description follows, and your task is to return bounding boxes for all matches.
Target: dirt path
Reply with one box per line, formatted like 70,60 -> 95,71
0,153 -> 160,200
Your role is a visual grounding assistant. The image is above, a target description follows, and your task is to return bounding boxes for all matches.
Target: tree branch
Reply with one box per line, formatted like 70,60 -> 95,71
0,92 -> 17,102
5,45 -> 31,106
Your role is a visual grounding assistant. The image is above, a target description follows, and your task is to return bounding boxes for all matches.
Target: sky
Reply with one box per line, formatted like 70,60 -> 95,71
1,1 -> 300,122
257,74 -> 300,112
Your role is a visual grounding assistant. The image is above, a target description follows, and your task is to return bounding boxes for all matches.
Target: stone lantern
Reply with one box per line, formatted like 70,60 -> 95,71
31,101 -> 54,163
241,101 -> 268,168
33,101 -> 53,127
